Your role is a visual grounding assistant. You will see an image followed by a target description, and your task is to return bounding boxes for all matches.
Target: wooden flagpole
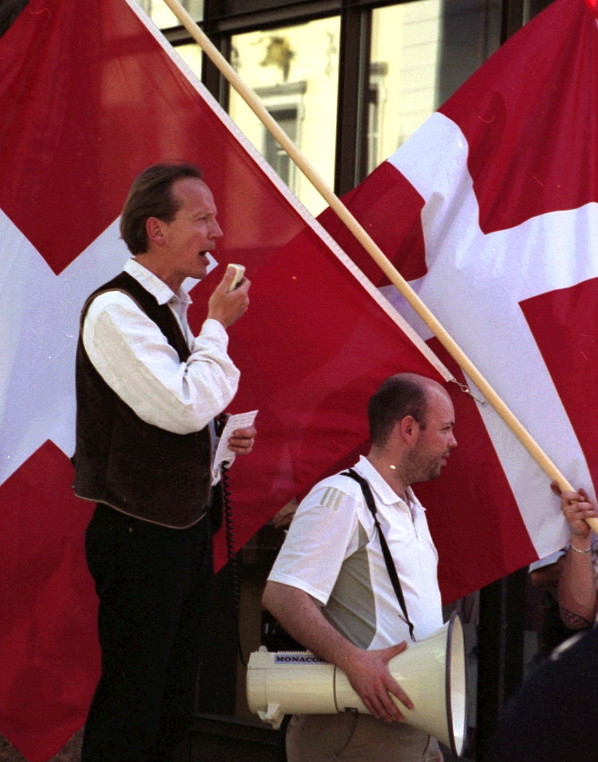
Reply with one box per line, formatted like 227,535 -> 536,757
159,0 -> 597,528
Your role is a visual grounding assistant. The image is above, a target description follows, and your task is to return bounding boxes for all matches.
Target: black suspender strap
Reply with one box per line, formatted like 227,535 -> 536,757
342,468 -> 416,642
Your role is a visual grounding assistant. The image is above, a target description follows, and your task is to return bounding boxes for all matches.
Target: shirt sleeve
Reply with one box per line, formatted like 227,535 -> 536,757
267,481 -> 362,606
82,291 -> 240,434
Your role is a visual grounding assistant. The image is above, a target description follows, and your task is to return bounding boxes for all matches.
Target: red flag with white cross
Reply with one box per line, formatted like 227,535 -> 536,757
0,0 -> 445,758
319,0 -> 598,601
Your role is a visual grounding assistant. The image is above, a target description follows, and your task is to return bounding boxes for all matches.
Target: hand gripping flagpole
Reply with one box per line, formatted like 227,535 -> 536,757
160,0 -> 598,530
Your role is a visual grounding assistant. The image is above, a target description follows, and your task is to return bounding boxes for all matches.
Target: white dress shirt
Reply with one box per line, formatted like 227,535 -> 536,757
82,258 -> 240,435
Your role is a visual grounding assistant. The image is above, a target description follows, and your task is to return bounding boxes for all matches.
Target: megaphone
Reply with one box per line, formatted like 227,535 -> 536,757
247,611 -> 467,757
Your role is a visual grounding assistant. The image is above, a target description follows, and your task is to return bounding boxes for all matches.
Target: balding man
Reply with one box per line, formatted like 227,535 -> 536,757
263,373 -> 457,762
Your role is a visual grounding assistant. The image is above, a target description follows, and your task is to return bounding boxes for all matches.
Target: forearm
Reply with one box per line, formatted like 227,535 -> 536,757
84,301 -> 239,433
262,581 -> 413,722
262,582 -> 360,668
557,490 -> 598,628
558,545 -> 597,628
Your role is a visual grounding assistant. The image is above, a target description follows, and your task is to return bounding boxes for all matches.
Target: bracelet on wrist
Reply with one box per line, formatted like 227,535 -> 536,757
567,542 -> 592,555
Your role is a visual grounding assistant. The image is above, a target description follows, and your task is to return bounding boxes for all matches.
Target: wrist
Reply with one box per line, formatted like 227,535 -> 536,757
337,642 -> 363,672
205,315 -> 230,332
567,540 -> 592,555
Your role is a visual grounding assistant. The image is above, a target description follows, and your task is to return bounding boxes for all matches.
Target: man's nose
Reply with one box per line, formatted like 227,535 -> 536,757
211,220 -> 224,238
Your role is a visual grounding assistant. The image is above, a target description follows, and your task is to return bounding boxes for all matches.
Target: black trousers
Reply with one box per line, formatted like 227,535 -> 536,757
81,504 -> 213,762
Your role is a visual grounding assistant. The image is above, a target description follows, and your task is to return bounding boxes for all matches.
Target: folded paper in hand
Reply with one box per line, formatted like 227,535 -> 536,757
212,410 -> 258,480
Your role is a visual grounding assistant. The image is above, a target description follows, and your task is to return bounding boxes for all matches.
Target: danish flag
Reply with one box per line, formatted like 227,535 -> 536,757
2,0 -> 597,758
0,0 -> 443,758
320,0 -> 598,601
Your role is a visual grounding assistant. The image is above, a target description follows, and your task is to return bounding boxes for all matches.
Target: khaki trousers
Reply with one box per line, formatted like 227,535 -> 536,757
286,713 -> 443,762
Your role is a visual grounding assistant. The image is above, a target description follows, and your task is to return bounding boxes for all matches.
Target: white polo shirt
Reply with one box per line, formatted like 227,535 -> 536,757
268,456 -> 443,648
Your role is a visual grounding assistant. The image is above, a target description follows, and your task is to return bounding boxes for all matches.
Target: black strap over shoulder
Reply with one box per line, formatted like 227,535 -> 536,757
342,468 -> 416,642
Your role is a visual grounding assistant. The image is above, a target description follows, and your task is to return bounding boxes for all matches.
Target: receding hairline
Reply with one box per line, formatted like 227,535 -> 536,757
387,372 -> 449,403
394,372 -> 442,388
169,176 -> 214,206
419,379 -> 455,423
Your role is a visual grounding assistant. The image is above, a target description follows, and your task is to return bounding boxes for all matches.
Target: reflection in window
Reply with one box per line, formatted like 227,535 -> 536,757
229,18 -> 340,217
367,62 -> 388,178
264,107 -> 298,189
136,0 -> 203,29
174,42 -> 203,79
368,0 -> 501,172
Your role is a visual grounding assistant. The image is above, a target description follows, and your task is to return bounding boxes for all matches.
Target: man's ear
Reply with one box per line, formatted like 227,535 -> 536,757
146,216 -> 165,245
397,415 -> 420,444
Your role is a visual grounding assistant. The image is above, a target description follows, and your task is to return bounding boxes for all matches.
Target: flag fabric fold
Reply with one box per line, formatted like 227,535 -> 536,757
319,0 -> 598,602
0,0 -> 445,758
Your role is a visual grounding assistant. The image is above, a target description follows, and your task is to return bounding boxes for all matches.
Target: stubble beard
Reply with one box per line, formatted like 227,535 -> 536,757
404,448 -> 444,485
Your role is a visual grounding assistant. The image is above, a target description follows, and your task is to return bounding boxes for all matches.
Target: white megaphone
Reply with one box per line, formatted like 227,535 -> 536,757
247,611 -> 467,757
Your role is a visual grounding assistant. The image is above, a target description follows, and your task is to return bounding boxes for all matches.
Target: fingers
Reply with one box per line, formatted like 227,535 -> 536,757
561,489 -> 583,504
373,642 -> 411,718
561,491 -> 593,515
385,641 -> 408,659
562,500 -> 592,520
218,266 -> 250,294
363,676 -> 413,723
350,643 -> 414,724
365,693 -> 403,723
561,493 -> 595,514
227,440 -> 254,455
221,266 -> 236,289
358,678 -> 402,723
386,676 -> 414,713
227,426 -> 256,455
232,426 -> 257,438
561,491 -> 596,538
207,275 -> 250,327
219,265 -> 247,291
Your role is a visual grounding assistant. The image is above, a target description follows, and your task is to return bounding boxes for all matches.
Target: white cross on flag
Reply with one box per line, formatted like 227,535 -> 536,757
0,0 -> 445,758
320,0 -> 598,602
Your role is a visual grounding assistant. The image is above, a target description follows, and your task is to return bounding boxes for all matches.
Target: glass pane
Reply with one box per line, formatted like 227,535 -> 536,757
368,0 -> 502,171
528,0 -> 556,20
175,42 -> 203,79
229,17 -> 341,217
136,0 -> 203,29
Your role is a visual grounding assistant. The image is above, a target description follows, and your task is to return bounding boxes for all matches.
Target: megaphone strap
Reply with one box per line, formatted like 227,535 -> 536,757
342,469 -> 416,642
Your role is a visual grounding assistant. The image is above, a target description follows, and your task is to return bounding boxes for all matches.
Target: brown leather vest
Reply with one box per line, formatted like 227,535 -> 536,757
72,272 -> 211,528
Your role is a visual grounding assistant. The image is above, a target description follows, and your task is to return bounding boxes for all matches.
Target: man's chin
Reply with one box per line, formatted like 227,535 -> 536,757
426,465 -> 443,481
411,469 -> 441,484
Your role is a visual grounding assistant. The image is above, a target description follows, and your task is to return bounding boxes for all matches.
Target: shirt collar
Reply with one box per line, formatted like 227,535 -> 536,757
124,258 -> 192,307
353,454 -> 423,511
